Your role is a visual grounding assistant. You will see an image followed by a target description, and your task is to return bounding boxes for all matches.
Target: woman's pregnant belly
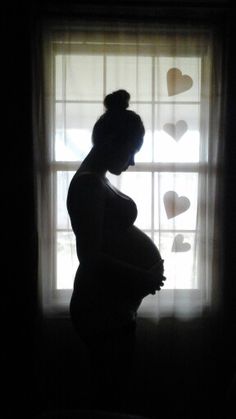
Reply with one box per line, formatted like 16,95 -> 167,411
70,225 -> 162,337
103,225 -> 162,269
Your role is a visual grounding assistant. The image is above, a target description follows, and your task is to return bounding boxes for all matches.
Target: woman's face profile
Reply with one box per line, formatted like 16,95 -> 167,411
108,139 -> 142,175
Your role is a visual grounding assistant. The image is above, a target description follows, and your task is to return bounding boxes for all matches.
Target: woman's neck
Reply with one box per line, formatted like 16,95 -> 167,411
79,146 -> 107,178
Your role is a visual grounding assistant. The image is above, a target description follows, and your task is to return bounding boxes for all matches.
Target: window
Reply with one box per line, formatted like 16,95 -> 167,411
37,23 -> 221,317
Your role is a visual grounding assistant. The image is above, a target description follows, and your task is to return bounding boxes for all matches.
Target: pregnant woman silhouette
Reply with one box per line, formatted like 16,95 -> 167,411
67,90 -> 166,411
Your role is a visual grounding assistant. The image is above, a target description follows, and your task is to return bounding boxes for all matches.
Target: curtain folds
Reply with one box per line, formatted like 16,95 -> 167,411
35,19 -> 225,320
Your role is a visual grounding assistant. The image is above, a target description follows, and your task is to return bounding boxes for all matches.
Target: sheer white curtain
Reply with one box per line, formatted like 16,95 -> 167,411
35,20 -> 223,319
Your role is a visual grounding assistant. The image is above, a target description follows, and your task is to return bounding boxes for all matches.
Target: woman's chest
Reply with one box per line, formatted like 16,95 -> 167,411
103,185 -> 137,231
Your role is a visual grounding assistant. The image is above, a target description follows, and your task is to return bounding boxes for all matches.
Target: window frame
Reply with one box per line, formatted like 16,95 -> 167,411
39,24 -> 214,315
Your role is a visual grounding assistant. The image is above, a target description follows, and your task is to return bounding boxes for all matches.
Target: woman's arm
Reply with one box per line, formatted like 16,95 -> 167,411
67,174 -> 163,299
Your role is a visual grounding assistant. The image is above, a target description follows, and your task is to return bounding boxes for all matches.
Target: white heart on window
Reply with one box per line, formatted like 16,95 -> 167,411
163,191 -> 190,219
163,120 -> 188,141
167,68 -> 193,96
171,234 -> 191,252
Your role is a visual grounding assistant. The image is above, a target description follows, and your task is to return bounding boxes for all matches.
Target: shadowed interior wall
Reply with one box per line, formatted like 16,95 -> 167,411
3,1 -> 236,418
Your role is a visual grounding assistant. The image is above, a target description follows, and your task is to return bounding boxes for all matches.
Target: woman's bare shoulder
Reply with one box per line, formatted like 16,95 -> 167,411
67,171 -> 106,210
70,171 -> 106,189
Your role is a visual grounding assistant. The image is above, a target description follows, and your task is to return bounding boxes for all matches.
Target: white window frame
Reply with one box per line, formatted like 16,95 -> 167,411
38,23 -> 215,316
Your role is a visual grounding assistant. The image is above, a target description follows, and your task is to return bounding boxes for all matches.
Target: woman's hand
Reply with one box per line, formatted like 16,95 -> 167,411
149,259 -> 166,293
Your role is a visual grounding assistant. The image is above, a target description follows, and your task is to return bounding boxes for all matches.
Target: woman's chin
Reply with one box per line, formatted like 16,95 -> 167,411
109,168 -> 123,175
109,165 -> 129,175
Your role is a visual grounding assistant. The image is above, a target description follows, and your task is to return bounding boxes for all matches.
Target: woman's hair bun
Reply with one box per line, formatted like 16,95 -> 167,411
104,89 -> 130,112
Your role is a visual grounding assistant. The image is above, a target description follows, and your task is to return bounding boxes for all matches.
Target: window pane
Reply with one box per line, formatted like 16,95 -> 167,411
119,172 -> 152,230
155,232 -> 197,289
57,171 -> 75,230
106,55 -> 152,101
106,172 -> 119,187
130,103 -> 153,162
55,55 -> 63,100
55,103 -> 102,161
155,57 -> 201,102
154,172 -> 198,230
154,104 -> 200,163
57,231 -> 77,289
50,33 -> 211,299
55,54 -> 104,101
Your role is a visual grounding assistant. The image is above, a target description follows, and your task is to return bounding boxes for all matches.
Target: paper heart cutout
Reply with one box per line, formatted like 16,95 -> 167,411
171,234 -> 191,252
167,68 -> 193,96
163,191 -> 190,219
163,120 -> 188,141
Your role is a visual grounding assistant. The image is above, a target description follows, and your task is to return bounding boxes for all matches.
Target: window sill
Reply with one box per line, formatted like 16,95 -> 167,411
42,288 -> 207,321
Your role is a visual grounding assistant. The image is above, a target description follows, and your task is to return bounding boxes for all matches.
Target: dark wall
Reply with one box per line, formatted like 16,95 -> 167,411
3,1 -> 236,418
3,4 -> 38,419
33,315 -> 233,419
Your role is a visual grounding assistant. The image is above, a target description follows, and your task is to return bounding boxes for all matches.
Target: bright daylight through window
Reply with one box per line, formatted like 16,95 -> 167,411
39,24 -> 218,315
